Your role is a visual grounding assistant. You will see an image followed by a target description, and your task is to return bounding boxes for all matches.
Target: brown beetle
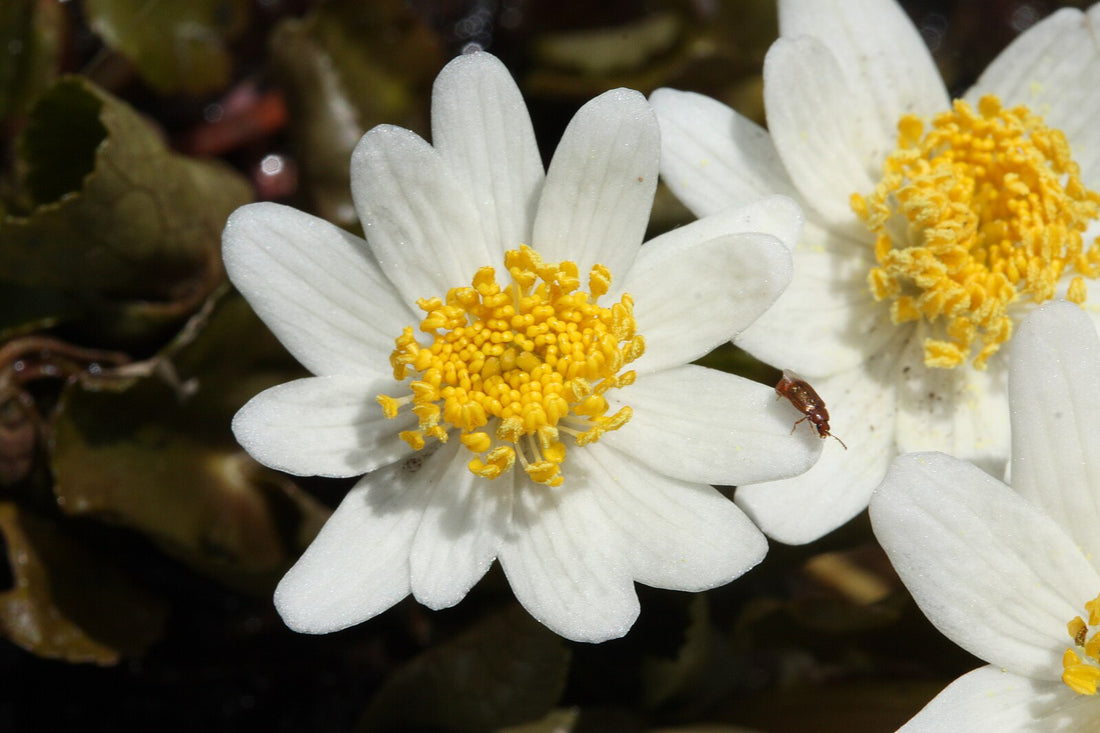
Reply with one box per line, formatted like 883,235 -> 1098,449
775,370 -> 847,449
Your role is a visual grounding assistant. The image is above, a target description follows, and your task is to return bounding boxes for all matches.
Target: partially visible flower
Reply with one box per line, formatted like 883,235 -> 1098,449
224,51 -> 821,643
652,0 -> 1100,544
870,301 -> 1100,730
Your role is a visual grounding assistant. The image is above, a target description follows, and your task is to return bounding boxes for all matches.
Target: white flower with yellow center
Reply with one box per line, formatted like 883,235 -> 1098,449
652,0 -> 1100,544
871,302 -> 1100,731
224,52 -> 822,643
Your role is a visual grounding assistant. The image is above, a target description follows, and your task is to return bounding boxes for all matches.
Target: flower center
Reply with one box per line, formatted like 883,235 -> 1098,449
376,245 -> 644,488
851,95 -> 1100,369
1063,591 -> 1100,695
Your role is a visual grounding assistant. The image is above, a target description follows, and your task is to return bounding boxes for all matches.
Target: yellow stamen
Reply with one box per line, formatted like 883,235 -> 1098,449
852,95 -> 1100,369
1062,591 -> 1100,695
377,245 -> 644,487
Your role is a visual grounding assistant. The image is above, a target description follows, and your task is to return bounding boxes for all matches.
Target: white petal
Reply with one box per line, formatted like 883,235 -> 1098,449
274,452 -> 451,633
408,442 -> 512,610
650,88 -> 800,217
734,218 -> 896,377
778,0 -> 948,135
894,328 -> 1011,478
634,194 -> 804,258
533,88 -> 658,279
222,203 -> 414,377
897,666 -> 1098,733
498,476 -> 639,643
430,52 -> 544,258
232,376 -> 416,478
1010,301 -> 1100,565
575,443 -> 767,590
602,365 -> 822,486
735,352 -> 900,545
763,36 -> 887,232
869,452 -> 1100,679
351,125 -> 493,304
967,7 -> 1100,187
624,230 -> 792,373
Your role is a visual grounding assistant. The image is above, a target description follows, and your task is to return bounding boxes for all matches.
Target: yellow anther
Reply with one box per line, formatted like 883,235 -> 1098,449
399,430 -> 425,451
923,340 -> 965,369
377,246 -> 640,487
600,406 -> 632,432
376,394 -> 402,419
575,394 -> 608,418
1087,595 -> 1100,625
410,381 -> 438,400
854,94 -> 1100,369
461,431 -> 492,453
1064,649 -> 1100,696
468,445 -> 515,479
1063,591 -> 1100,696
1071,616 -> 1089,646
412,401 -> 441,426
525,461 -> 563,486
589,264 -> 611,299
497,416 -> 525,443
1088,633 -> 1100,660
515,350 -> 541,372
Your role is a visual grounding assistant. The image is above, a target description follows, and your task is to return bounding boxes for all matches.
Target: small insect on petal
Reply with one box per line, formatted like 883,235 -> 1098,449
775,370 -> 847,449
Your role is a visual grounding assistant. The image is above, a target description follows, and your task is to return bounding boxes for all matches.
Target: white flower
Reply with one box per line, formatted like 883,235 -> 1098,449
652,0 -> 1100,544
870,301 -> 1100,731
223,51 -> 821,643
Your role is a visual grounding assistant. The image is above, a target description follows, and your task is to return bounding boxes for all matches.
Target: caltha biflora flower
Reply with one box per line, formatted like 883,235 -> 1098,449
223,51 -> 823,643
652,0 -> 1100,544
871,301 -> 1100,730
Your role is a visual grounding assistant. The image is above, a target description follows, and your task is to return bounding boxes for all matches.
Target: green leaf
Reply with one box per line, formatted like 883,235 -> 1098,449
269,0 -> 443,230
0,0 -> 63,120
0,76 -> 251,340
85,0 -> 248,96
359,605 -> 572,732
48,294 -> 327,592
0,501 -> 167,664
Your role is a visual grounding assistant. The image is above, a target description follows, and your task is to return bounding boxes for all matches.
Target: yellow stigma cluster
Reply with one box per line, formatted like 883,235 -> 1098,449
1063,591 -> 1100,695
852,95 -> 1100,369
376,245 -> 644,487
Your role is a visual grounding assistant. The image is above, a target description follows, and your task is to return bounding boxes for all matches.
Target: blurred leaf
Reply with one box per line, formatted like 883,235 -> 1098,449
0,0 -> 64,120
359,604 -> 572,732
799,547 -> 897,606
165,292 -> 308,418
49,294 -> 326,592
641,595 -> 724,712
693,342 -> 776,384
85,0 -> 248,95
651,721 -> 765,726
0,76 -> 251,341
501,708 -> 579,733
718,679 -> 945,733
0,281 -> 73,340
779,545 -> 907,635
534,12 -> 680,76
0,501 -> 167,664
269,0 -> 443,229
525,0 -> 774,109
0,387 -> 38,486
